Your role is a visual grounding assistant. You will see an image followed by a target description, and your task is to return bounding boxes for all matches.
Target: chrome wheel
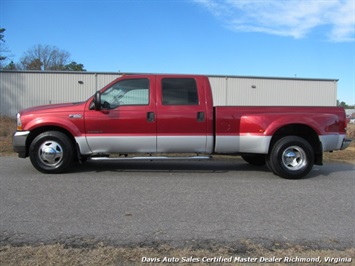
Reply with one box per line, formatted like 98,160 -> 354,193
38,140 -> 64,167
269,136 -> 314,179
282,146 -> 307,171
30,131 -> 75,173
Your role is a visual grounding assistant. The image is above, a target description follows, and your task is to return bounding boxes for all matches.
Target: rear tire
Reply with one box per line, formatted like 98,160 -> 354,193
268,136 -> 314,179
29,131 -> 75,173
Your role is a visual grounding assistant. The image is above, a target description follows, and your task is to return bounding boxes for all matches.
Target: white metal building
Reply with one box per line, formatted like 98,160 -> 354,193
0,70 -> 338,117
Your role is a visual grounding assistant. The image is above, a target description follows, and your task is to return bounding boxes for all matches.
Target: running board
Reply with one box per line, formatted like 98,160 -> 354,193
88,156 -> 211,161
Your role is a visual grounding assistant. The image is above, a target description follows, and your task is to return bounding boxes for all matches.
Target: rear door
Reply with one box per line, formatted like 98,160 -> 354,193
155,76 -> 209,153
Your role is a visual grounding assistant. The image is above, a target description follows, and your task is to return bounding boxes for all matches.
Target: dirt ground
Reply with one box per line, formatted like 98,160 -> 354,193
1,242 -> 354,266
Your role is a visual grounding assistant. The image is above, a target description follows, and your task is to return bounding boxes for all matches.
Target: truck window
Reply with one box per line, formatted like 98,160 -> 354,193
162,78 -> 198,105
101,79 -> 149,109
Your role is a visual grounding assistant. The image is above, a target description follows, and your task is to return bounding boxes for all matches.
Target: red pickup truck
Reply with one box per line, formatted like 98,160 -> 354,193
13,74 -> 351,179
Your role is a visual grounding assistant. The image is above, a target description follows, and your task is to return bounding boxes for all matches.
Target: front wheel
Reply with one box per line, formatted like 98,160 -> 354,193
29,131 -> 75,173
268,136 -> 314,179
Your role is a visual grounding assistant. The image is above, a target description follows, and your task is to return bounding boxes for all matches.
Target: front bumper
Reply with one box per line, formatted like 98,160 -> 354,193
13,131 -> 30,158
341,138 -> 352,150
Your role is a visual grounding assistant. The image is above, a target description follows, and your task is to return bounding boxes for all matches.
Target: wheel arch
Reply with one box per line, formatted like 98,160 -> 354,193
25,126 -> 77,158
269,123 -> 322,165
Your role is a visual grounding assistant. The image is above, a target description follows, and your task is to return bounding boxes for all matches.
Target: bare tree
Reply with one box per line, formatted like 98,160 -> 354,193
20,44 -> 71,70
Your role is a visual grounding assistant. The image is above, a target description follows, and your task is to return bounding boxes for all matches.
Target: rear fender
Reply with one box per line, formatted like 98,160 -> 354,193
239,113 -> 333,163
240,113 -> 341,136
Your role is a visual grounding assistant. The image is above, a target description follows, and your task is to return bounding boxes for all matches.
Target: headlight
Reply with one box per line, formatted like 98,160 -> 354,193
16,113 -> 23,131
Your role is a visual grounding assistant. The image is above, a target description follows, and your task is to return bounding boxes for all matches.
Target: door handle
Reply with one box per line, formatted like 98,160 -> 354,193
147,112 -> 155,122
197,112 -> 205,122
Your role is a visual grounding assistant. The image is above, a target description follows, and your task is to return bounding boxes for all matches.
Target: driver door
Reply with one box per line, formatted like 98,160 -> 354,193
84,76 -> 157,154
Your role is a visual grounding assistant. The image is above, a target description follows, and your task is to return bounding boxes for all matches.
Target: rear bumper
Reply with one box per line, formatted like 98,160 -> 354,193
320,134 -> 352,152
13,131 -> 30,158
341,138 -> 351,150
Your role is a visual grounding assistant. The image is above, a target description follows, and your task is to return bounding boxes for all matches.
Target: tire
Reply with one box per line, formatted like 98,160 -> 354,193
29,131 -> 75,173
241,155 -> 266,166
268,136 -> 314,179
265,155 -> 275,173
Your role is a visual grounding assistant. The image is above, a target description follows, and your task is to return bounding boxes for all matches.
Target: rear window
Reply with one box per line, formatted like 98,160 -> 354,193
162,78 -> 198,105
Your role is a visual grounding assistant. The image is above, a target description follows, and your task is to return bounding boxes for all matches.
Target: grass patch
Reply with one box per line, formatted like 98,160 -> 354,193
0,116 -> 16,156
1,242 -> 354,266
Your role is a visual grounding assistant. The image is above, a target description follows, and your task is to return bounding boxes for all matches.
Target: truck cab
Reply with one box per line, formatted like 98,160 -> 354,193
83,75 -> 214,154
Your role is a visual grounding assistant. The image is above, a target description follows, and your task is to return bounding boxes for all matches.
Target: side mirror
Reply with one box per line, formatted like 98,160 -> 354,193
93,91 -> 101,110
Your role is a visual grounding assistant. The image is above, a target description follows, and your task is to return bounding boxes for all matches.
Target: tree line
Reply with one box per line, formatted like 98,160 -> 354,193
337,100 -> 355,109
0,28 -> 86,71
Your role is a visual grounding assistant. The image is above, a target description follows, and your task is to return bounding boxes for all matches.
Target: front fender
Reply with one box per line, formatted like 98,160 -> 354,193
25,116 -> 84,137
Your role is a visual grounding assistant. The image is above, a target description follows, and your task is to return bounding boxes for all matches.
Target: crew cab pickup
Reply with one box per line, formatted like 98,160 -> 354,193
13,74 -> 351,179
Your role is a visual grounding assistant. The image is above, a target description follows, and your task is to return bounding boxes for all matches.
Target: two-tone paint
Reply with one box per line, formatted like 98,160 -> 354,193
13,74 -> 350,171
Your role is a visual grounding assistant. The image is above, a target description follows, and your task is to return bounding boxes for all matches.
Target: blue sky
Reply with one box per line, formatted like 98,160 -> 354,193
1,0 -> 354,104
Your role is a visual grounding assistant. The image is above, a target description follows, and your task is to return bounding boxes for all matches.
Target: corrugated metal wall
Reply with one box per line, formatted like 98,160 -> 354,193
0,71 -> 122,117
0,71 -> 337,117
209,76 -> 337,106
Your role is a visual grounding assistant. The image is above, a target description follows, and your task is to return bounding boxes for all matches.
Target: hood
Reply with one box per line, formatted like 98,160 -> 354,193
20,102 -> 86,115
